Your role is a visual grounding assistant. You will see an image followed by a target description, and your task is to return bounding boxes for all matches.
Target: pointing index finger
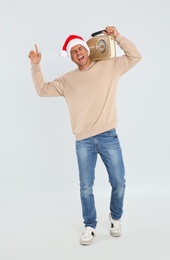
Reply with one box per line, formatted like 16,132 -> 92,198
34,44 -> 39,53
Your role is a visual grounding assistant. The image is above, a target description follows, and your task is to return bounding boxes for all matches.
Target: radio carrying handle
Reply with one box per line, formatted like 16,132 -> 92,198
91,30 -> 106,37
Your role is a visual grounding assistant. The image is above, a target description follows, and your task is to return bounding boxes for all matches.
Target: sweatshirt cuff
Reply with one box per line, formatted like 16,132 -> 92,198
31,64 -> 41,70
115,34 -> 123,44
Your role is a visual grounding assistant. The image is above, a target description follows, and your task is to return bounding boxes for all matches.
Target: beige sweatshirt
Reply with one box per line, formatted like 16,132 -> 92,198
31,34 -> 142,140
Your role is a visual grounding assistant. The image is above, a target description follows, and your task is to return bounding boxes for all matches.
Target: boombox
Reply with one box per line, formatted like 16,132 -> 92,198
86,30 -> 116,61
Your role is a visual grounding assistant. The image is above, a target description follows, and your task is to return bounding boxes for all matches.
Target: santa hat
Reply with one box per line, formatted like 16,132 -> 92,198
60,34 -> 90,57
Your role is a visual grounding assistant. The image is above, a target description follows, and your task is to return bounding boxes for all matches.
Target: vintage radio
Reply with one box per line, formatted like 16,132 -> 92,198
86,30 -> 116,61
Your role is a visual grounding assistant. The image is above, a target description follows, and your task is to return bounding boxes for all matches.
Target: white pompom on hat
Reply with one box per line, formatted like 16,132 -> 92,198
60,34 -> 90,57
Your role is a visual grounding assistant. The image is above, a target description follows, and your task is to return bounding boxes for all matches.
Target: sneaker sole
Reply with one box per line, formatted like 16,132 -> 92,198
110,231 -> 121,237
80,238 -> 94,245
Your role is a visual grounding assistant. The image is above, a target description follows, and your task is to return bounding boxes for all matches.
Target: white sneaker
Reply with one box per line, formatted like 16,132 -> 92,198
109,214 -> 121,237
80,226 -> 95,245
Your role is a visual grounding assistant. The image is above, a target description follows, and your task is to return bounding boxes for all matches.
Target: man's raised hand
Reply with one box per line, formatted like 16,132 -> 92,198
28,44 -> 41,64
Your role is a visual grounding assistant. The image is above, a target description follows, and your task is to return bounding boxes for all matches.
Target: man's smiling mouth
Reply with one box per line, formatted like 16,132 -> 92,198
78,55 -> 84,61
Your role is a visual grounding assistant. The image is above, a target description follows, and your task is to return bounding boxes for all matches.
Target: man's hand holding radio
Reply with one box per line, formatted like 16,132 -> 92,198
104,26 -> 119,39
28,44 -> 41,64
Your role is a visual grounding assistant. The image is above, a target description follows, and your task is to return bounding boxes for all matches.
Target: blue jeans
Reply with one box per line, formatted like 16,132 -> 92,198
76,129 -> 126,228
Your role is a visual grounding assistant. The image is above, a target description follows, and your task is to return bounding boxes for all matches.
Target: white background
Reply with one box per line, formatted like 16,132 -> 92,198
0,0 -> 170,259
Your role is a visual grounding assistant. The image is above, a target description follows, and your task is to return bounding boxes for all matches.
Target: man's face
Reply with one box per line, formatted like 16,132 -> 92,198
70,44 -> 91,70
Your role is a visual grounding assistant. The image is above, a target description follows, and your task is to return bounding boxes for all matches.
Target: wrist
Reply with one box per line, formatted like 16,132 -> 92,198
114,33 -> 119,39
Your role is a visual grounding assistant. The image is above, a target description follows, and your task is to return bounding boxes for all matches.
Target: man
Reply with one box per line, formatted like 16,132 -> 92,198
28,26 -> 142,245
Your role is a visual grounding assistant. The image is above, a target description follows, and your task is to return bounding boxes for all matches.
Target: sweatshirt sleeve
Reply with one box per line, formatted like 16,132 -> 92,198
114,34 -> 142,75
31,64 -> 65,97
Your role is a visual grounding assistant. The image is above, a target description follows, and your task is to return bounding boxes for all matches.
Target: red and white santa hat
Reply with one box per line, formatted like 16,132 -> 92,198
60,34 -> 90,57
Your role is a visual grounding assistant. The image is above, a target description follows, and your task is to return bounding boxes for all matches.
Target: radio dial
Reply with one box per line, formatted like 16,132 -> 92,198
96,39 -> 106,54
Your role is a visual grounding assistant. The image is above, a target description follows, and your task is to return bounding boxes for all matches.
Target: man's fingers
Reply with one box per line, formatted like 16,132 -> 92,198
28,50 -> 34,58
29,50 -> 34,55
28,44 -> 41,61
